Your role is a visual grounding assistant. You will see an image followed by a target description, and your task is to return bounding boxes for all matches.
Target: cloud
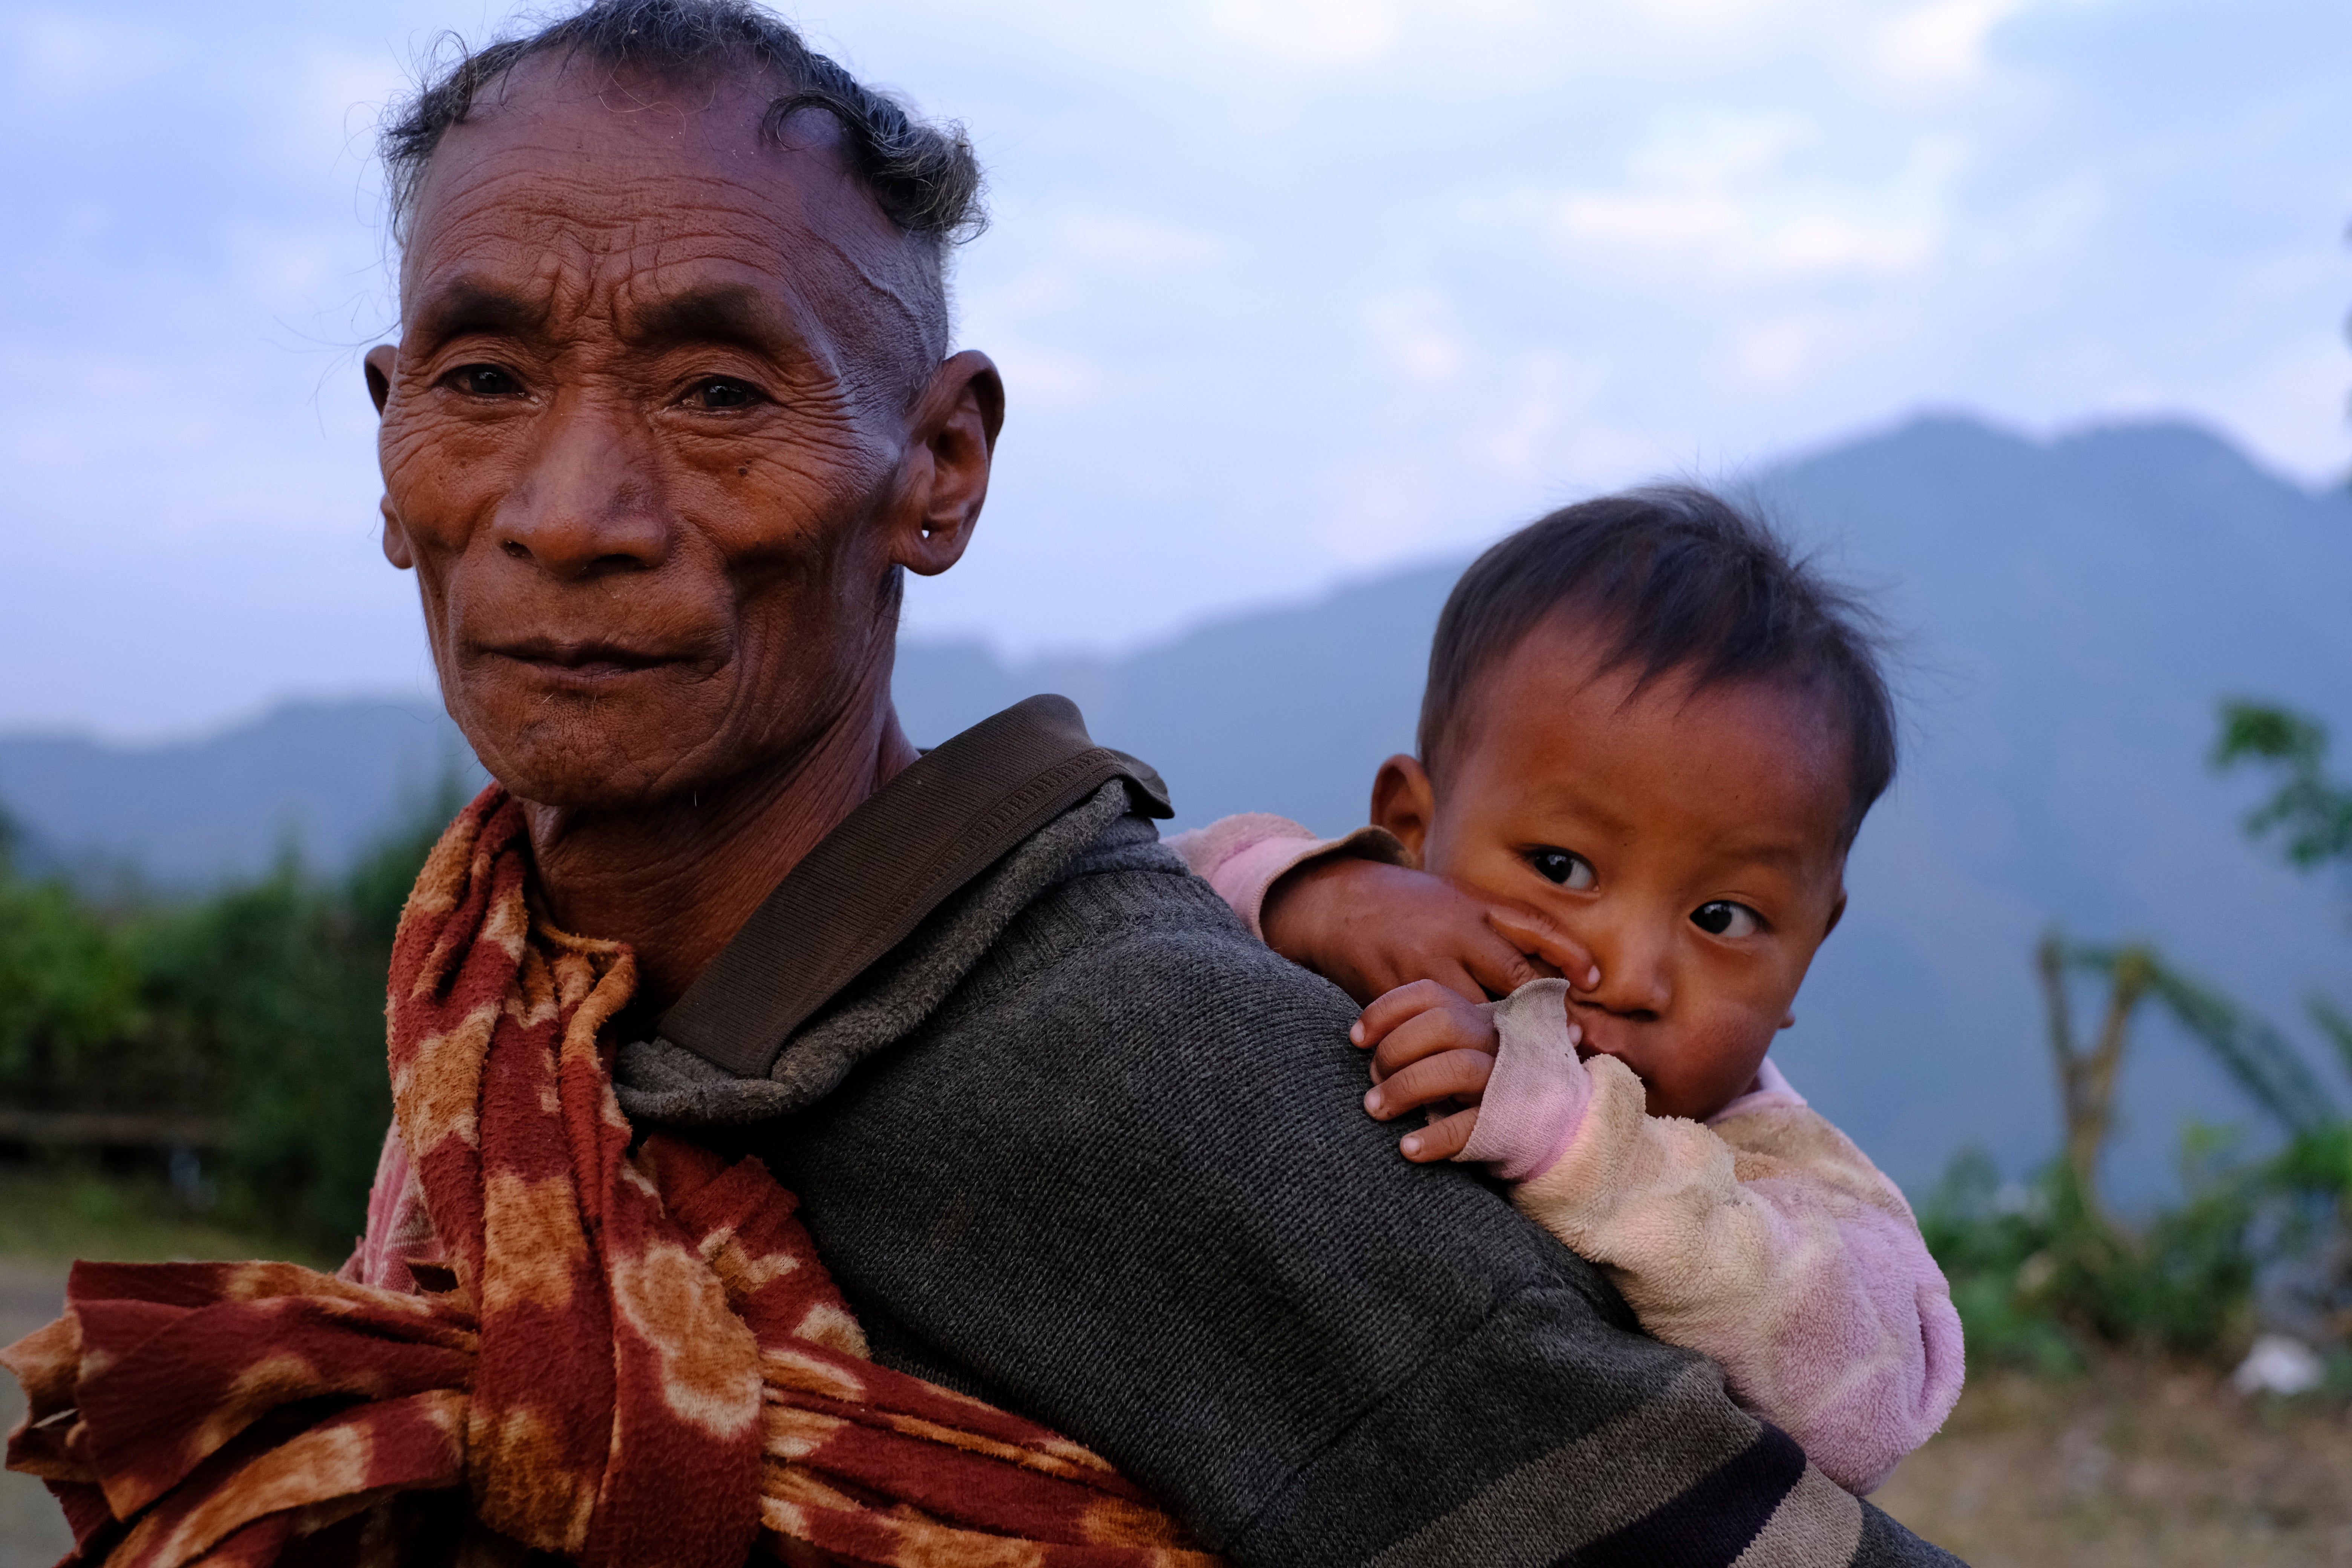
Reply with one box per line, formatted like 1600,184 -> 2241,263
1542,133 -> 1949,284
1204,0 -> 1401,66
5,0 -> 2350,729
1054,213 -> 1231,271
4,12 -> 175,100
1873,0 -> 2038,86
1363,289 -> 1465,383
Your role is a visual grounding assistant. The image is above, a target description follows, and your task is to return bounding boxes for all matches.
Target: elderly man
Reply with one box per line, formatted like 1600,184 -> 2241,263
4,3 -> 1959,1564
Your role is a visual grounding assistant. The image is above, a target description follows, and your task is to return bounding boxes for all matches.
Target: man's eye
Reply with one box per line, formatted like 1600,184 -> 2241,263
1529,849 -> 1596,890
447,364 -> 523,397
1692,901 -> 1761,939
688,378 -> 760,410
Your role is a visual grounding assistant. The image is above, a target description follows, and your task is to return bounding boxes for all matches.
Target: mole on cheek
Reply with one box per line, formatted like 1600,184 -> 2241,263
737,466 -> 749,476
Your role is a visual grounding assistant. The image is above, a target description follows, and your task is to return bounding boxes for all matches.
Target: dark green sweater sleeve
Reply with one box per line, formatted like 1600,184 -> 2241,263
741,863 -> 1962,1567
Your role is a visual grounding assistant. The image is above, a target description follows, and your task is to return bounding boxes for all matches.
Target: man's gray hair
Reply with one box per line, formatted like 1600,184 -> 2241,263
381,0 -> 986,349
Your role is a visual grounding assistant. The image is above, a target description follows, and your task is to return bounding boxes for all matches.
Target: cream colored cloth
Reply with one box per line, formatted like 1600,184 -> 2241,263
1488,981 -> 1963,1496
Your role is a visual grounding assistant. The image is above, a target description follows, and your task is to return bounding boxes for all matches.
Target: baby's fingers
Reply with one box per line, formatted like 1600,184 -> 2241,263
1487,903 -> 1601,991
1456,923 -> 1542,1001
1422,957 -> 1493,1008
1352,978 -> 1466,1050
1367,1000 -> 1497,1085
1399,1106 -> 1480,1163
1364,1047 -> 1494,1121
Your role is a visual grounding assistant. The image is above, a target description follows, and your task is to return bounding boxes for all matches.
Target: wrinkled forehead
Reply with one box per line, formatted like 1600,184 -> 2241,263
397,54 -> 931,384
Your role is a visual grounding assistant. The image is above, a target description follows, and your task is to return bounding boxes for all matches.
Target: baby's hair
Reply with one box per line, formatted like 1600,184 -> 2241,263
1418,485 -> 1897,844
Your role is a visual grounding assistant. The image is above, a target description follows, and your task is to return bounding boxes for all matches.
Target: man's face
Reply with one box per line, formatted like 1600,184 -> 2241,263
369,58 -> 984,810
1419,620 -> 1852,1120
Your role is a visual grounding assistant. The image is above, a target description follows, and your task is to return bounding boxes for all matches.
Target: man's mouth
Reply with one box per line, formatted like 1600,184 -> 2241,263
484,638 -> 679,683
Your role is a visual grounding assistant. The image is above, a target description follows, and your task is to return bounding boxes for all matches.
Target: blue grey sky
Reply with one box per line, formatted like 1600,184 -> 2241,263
5,0 -> 2349,738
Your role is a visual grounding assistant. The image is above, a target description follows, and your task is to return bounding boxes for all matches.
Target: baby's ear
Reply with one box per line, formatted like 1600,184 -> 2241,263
1370,754 -> 1436,868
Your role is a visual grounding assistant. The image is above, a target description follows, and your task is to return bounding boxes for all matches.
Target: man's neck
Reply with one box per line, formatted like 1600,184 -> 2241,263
519,692 -> 919,1011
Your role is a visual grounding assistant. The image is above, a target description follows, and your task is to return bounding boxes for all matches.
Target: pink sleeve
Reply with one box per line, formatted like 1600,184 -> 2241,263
338,1121 -> 439,1294
1164,813 -> 1406,940
1464,980 -> 1963,1495
1455,980 -> 1593,1180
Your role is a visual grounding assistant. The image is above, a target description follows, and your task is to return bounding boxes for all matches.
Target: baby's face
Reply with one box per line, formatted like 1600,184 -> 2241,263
1395,619 -> 1852,1121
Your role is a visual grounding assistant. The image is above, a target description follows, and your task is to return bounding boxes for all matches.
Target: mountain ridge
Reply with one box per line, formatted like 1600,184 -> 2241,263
6,411 -> 2347,1198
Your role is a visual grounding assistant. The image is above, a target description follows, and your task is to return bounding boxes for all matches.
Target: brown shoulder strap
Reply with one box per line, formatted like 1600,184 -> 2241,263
653,695 -> 1171,1079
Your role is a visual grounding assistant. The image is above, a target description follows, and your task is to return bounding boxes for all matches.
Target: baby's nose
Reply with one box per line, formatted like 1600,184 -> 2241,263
1579,926 -> 1671,1018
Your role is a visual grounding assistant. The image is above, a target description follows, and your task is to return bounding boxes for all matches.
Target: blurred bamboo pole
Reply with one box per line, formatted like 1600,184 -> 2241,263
2039,930 -> 2152,1216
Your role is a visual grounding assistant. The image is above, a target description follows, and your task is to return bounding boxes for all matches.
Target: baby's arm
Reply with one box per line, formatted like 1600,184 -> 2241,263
1460,982 -> 1963,1494
1168,813 -> 1592,1004
1164,813 -> 1401,940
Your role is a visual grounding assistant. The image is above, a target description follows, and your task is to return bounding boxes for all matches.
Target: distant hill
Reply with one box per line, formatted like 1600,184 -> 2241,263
5,413 -> 2348,1199
0,698 -> 481,888
894,416 -> 2352,1199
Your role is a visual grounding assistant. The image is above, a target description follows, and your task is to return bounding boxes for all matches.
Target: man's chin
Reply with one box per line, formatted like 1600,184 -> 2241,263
453,688 -> 719,813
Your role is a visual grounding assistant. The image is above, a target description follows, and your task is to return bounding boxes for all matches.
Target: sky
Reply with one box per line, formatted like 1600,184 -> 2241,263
4,0 -> 2350,739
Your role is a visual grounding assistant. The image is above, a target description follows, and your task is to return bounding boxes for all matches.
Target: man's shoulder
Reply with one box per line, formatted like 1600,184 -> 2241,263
948,816 -> 1361,1045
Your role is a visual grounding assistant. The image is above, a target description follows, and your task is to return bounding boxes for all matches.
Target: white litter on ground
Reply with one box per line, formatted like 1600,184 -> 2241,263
2230,1334 -> 2326,1397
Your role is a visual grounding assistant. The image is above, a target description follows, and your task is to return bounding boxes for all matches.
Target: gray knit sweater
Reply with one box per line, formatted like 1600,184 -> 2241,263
617,775 -> 1961,1566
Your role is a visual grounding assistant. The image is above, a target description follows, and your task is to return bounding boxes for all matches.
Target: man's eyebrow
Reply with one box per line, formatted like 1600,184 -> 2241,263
407,279 -> 548,347
626,284 -> 801,354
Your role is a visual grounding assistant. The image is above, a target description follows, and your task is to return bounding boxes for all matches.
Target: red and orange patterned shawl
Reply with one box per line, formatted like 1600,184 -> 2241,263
2,789 -> 1220,1568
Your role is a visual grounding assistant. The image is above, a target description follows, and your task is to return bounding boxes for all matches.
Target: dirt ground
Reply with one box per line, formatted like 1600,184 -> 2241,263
1876,1363 -> 2352,1566
3,1252 -> 2348,1567
0,1259 -> 72,1565
0,1172 -> 337,1567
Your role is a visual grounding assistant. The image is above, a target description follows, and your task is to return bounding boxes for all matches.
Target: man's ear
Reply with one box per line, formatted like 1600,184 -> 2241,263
366,348 -> 412,569
364,345 -> 396,415
380,497 -> 413,571
890,349 -> 1003,577
1370,754 -> 1437,869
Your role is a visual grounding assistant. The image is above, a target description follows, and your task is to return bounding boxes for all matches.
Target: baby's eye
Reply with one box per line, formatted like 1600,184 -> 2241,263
1691,901 -> 1761,939
1528,849 -> 1596,890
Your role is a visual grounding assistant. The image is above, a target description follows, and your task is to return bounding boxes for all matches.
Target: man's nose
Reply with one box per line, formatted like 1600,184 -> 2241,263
494,394 -> 673,578
1579,912 -> 1672,1020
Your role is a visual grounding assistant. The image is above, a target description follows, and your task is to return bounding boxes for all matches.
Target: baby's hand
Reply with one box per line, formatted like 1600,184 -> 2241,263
1352,980 -> 1500,1162
1262,857 -> 1598,1006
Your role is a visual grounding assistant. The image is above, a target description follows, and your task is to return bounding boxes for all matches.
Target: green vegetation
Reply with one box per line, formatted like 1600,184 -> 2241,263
0,1165 -> 340,1269
0,814 -> 148,1110
1923,1133 -> 2263,1374
3,699 -> 2343,1326
0,786 -> 459,1253
1923,702 -> 2352,1377
2214,701 -> 2352,881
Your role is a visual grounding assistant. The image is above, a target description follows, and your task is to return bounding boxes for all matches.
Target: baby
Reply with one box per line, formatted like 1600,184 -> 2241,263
1171,487 -> 1962,1496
